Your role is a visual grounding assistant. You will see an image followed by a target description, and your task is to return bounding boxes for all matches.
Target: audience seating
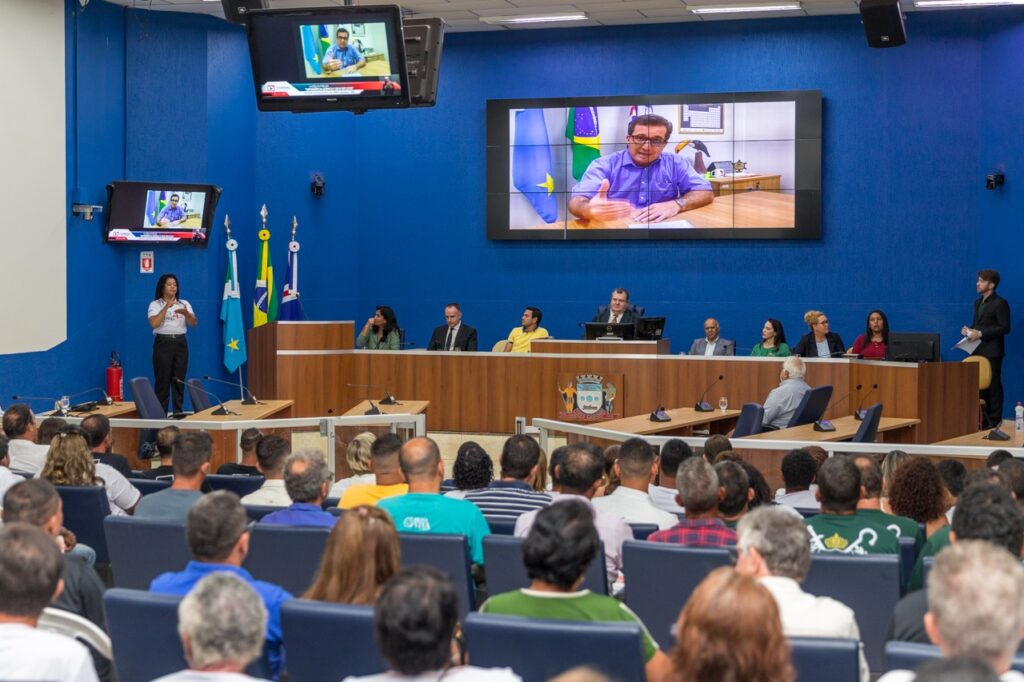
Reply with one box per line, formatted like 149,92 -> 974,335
851,403 -> 883,443
129,478 -> 172,496
243,504 -> 281,521
129,376 -> 167,419
465,613 -> 646,682
787,385 -> 834,427
482,535 -> 607,598
322,497 -> 340,509
484,515 -> 518,536
185,378 -> 212,412
398,532 -> 476,616
885,641 -> 1024,673
207,474 -> 266,497
243,525 -> 330,596
795,507 -> 819,519
897,535 -> 916,592
56,485 -> 112,564
922,555 -> 935,587
803,553 -> 901,671
628,523 -> 659,540
622,541 -> 731,649
790,636 -> 861,682
38,606 -> 113,661
280,600 -> 386,681
327,506 -> 343,517
733,402 -> 765,437
104,517 -> 191,589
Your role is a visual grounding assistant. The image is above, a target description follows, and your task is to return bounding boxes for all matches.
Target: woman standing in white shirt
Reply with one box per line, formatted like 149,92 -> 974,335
147,273 -> 197,414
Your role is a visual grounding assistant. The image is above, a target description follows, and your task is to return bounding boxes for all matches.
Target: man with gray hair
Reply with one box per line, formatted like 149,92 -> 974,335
879,540 -> 1024,682
735,507 -> 868,682
260,450 -> 337,528
761,356 -> 811,430
648,457 -> 736,546
152,572 -> 268,681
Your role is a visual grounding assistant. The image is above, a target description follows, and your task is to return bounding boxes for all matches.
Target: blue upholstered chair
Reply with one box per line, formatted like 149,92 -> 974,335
483,515 -> 518,536
129,376 -> 167,419
851,402 -> 884,443
243,525 -> 331,596
56,485 -> 112,564
629,523 -> 659,540
185,378 -> 212,411
787,385 -> 834,427
733,402 -> 765,437
128,478 -> 172,496
399,532 -> 476,616
207,474 -> 266,497
790,636 -> 861,682
482,535 -> 607,597
280,600 -> 386,681
104,516 -> 190,589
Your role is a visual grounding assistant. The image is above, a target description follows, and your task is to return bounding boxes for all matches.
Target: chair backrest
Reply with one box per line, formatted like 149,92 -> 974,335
243,504 -> 283,521
897,535 -> 916,593
851,403 -> 884,443
803,552 -> 902,670
491,340 -> 507,352
885,640 -> 1024,674
465,613 -> 647,682
484,515 -> 518,536
787,385 -> 834,427
398,533 -> 476,615
322,497 -> 340,509
790,637 -> 860,682
629,523 -> 659,540
129,477 -> 173,496
733,402 -> 765,437
104,516 -> 191,589
38,607 -> 113,661
963,355 -> 992,390
280,600 -> 386,682
55,485 -> 112,564
795,507 -> 819,519
622,541 -> 731,649
244,525 -> 331,596
595,303 -> 645,318
207,474 -> 266,497
129,376 -> 167,419
922,555 -> 935,587
482,535 -> 608,598
186,378 -> 212,412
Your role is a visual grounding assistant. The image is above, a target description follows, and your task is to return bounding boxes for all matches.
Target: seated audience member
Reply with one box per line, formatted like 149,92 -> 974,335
515,442 -> 632,585
150,491 -> 292,679
328,432 -> 376,498
805,455 -> 899,555
3,404 -> 51,474
714,460 -> 751,529
648,439 -> 690,515
761,357 -> 811,430
356,305 -> 401,350
775,449 -> 820,510
304,506 -> 399,604
531,447 -> 549,493
592,438 -> 676,530
889,457 -> 950,539
672,566 -> 794,682
547,445 -> 567,495
240,435 -> 291,507
742,461 -> 801,518
937,459 -> 967,523
0,524 -> 99,682
591,288 -> 637,325
41,428 -> 141,516
339,434 -> 408,509
445,441 -> 494,499
137,425 -> 180,480
135,431 -> 212,520
736,507 -> 869,682
36,416 -> 67,446
987,449 -> 1014,469
890,482 -> 1024,643
0,435 -> 22,505
803,445 -> 829,472
378,437 -> 490,566
751,318 -> 791,357
879,541 -> 1024,682
648,457 -> 737,547
852,454 -> 924,547
996,458 -> 1024,510
80,414 -> 131,478
792,309 -> 845,358
216,427 -> 263,476
503,306 -> 548,353
261,450 -> 337,527
152,572 -> 267,682
880,449 -> 912,514
482,500 -> 671,682
462,435 -> 551,520
597,444 -> 621,497
702,434 -> 732,462
850,309 -> 889,359
342,567 -> 522,682
687,318 -> 736,356
3,480 -> 110,681
914,658 -> 1000,682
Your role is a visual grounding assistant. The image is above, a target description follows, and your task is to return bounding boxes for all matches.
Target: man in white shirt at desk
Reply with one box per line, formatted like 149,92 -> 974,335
762,357 -> 811,430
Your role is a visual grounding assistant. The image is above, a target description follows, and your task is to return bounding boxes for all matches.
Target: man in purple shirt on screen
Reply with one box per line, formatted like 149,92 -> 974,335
156,193 -> 186,226
569,113 -> 713,224
322,27 -> 366,74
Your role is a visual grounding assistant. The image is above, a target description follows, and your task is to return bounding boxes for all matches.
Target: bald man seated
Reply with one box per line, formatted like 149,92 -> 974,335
687,318 -> 735,356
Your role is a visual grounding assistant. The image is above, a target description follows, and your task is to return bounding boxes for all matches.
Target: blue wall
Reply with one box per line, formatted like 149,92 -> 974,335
6,2 -> 1023,420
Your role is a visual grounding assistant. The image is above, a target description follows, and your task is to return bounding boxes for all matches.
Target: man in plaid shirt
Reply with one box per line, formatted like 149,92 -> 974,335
648,457 -> 737,546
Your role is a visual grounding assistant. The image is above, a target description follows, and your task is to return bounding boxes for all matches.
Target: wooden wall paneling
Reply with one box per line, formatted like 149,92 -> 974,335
277,321 -> 354,350
246,323 -> 278,401
917,362 -> 977,443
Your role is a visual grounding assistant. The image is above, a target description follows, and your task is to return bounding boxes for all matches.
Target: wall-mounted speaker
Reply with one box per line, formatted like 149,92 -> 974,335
221,0 -> 267,26
859,0 -> 907,48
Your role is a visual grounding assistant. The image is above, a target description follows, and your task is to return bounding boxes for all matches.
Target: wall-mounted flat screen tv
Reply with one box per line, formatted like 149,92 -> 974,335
104,182 -> 222,246
486,90 -> 821,241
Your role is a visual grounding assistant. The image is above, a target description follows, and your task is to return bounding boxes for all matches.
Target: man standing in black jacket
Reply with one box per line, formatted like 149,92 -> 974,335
964,269 -> 1011,430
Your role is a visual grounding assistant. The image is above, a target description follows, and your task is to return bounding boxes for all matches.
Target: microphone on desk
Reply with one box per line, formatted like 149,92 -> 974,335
63,387 -> 115,411
11,395 -> 68,416
813,384 -> 860,432
175,378 -> 235,416
854,384 -> 879,421
202,375 -> 259,405
695,375 -> 725,412
346,383 -> 398,405
650,405 -> 671,423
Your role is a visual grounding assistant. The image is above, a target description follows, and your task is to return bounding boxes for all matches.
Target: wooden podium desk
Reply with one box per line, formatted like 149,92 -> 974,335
934,420 -> 1023,448
746,415 -> 921,443
184,399 -> 293,471
342,400 -> 430,418
597,407 -> 740,437
532,339 -> 670,355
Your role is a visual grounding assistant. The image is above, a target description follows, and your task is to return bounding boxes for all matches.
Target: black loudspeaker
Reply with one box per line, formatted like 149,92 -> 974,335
221,0 -> 267,25
859,0 -> 907,48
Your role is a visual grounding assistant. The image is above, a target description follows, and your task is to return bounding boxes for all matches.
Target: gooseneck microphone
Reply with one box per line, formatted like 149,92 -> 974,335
64,387 -> 115,411
694,375 -> 725,412
202,375 -> 259,405
11,395 -> 66,415
176,378 -> 235,416
854,383 -> 879,421
813,384 -> 861,432
346,383 -> 398,405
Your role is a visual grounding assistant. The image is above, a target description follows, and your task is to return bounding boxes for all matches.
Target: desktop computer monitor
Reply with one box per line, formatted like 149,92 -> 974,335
635,317 -> 666,340
887,332 -> 941,362
585,322 -> 636,341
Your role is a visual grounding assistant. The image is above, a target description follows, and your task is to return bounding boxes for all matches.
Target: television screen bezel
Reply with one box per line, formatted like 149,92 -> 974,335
486,90 -> 822,241
635,316 -> 666,340
585,322 -> 636,341
103,181 -> 222,247
887,332 -> 941,362
245,5 -> 411,113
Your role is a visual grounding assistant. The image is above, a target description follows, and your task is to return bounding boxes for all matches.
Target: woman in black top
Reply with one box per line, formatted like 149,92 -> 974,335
792,309 -> 845,358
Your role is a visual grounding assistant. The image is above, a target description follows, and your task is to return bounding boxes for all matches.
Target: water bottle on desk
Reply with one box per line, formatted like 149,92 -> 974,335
1015,402 -> 1023,433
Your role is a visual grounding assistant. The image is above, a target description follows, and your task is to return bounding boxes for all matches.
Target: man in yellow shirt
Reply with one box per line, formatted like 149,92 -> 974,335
339,433 -> 408,508
504,306 -> 549,353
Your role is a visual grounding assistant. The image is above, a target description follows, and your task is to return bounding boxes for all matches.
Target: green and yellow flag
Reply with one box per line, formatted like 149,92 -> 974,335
253,226 -> 278,327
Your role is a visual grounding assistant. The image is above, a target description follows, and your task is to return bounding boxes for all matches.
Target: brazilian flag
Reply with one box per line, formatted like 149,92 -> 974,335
565,107 -> 601,181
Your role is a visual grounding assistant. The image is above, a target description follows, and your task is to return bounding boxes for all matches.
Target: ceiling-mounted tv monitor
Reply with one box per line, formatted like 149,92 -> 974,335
245,5 -> 410,113
402,17 -> 445,107
104,182 -> 222,246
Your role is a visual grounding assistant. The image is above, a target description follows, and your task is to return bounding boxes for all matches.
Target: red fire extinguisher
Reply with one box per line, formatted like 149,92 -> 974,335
106,351 -> 123,402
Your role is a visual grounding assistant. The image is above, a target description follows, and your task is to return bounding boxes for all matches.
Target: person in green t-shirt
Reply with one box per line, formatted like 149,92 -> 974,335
853,455 -> 925,549
805,455 -> 899,555
480,498 -> 671,682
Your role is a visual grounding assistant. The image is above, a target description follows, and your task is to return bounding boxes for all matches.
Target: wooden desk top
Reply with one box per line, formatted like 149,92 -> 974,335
185,399 -> 293,422
560,192 -> 795,230
598,407 -> 741,436
343,400 -> 430,417
708,173 -> 781,186
746,415 -> 921,442
933,420 -> 1023,447
62,401 -> 137,418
